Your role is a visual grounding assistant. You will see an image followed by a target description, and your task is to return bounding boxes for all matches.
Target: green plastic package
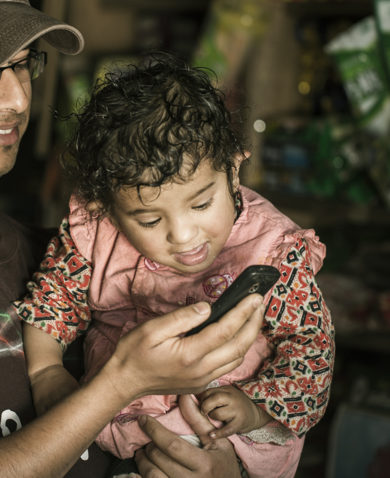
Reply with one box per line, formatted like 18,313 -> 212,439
325,16 -> 390,136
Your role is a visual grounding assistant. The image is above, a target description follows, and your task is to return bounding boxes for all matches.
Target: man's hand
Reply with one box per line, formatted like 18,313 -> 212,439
134,394 -> 242,478
198,385 -> 272,438
104,294 -> 264,408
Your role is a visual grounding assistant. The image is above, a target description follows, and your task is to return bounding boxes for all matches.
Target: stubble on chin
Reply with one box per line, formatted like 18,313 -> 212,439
0,144 -> 19,177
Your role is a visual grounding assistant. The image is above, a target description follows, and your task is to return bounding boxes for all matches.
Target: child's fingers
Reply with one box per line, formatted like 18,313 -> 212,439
207,404 -> 234,423
198,386 -> 234,415
199,393 -> 227,416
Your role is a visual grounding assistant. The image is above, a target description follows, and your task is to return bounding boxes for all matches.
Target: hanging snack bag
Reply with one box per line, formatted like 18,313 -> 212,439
375,0 -> 390,84
325,16 -> 390,136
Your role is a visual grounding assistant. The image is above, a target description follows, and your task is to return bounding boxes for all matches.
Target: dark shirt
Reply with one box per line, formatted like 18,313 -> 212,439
0,213 -> 112,477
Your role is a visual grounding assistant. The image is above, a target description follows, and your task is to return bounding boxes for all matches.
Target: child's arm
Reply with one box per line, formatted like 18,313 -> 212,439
23,324 -> 79,415
198,385 -> 273,438
236,237 -> 335,437
14,217 -> 93,414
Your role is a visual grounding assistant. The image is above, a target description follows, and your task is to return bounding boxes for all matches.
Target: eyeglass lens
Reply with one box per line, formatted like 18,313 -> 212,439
0,51 -> 47,82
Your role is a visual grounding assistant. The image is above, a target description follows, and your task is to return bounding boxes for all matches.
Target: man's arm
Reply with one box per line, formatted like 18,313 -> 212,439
0,294 -> 262,478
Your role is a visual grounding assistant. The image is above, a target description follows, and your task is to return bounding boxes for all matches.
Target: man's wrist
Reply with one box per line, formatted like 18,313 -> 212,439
97,353 -> 141,410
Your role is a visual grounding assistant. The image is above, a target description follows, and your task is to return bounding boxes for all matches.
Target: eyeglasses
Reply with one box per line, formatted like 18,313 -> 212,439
0,50 -> 47,83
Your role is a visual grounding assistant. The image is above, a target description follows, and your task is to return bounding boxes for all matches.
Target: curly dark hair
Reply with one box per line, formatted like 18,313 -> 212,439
64,52 -> 245,214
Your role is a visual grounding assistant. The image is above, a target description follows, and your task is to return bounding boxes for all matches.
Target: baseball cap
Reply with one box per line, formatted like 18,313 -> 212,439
0,0 -> 84,64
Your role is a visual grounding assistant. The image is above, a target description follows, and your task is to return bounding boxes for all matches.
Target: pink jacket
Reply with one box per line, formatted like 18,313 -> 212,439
67,186 -> 328,477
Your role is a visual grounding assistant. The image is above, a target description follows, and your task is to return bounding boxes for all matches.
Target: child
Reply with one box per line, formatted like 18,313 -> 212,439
15,53 -> 334,478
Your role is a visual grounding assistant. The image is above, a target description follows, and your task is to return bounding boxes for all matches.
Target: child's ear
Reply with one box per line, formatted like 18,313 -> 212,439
231,151 -> 250,189
86,200 -> 104,215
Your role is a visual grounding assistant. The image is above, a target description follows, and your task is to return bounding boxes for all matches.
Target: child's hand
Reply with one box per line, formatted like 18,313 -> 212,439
197,385 -> 272,439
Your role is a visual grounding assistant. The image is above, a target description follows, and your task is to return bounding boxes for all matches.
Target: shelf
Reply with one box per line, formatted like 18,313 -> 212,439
258,190 -> 390,229
99,0 -> 211,11
285,0 -> 373,18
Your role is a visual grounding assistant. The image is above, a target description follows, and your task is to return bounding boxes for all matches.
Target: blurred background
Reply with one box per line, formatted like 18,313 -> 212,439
1,1 -> 389,476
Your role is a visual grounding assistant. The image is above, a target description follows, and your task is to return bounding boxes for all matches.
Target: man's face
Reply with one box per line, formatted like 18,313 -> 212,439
0,49 -> 32,177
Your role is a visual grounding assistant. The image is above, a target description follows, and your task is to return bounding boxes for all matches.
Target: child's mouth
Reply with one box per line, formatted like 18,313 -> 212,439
174,243 -> 209,266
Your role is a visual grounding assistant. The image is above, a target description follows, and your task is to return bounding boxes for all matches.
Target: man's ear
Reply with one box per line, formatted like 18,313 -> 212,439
232,151 -> 250,190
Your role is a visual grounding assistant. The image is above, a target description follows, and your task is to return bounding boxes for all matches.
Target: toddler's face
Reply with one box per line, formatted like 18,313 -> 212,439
111,160 -> 237,274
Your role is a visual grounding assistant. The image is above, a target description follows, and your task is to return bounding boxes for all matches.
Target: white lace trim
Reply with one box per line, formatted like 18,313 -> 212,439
242,423 -> 293,445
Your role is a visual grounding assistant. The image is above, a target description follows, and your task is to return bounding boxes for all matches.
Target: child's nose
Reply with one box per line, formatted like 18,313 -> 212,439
167,216 -> 197,245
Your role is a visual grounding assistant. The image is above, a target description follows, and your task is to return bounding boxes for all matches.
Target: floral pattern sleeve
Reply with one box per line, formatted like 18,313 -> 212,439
13,217 -> 92,351
236,237 -> 335,437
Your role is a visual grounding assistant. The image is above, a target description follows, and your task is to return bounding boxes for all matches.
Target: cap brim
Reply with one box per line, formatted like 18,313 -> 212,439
0,2 -> 84,64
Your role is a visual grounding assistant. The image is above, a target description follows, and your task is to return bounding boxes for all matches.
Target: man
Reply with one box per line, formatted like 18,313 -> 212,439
0,1 -> 262,477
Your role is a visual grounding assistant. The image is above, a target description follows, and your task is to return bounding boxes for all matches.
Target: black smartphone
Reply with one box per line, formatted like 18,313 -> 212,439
185,265 -> 280,336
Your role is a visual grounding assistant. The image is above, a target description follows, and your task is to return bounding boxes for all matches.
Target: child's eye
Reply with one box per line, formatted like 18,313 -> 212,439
192,198 -> 213,211
138,218 -> 161,228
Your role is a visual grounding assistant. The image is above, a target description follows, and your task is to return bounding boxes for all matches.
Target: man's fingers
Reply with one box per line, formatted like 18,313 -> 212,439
179,394 -> 219,447
151,302 -> 211,340
135,447 -> 168,478
137,415 -> 200,468
186,294 -> 263,355
204,293 -> 263,343
194,295 -> 264,379
200,358 -> 244,383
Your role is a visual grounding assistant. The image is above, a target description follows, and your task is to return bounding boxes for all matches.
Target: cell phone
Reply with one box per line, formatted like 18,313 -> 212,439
185,265 -> 280,336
